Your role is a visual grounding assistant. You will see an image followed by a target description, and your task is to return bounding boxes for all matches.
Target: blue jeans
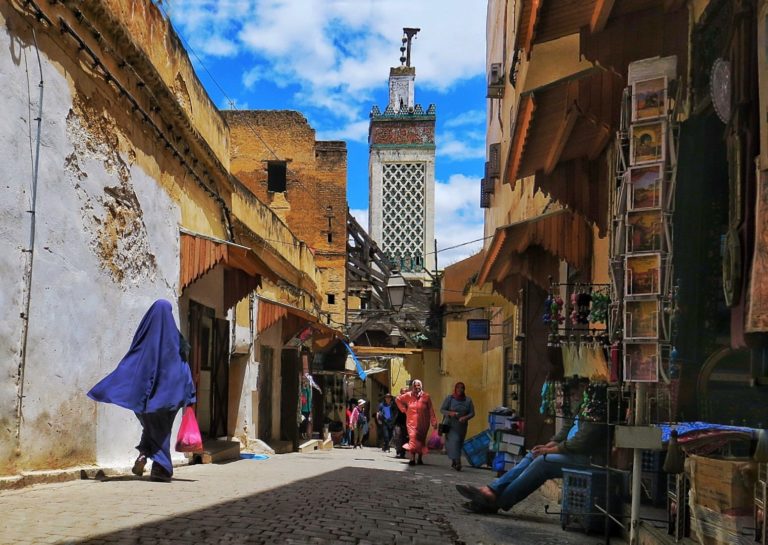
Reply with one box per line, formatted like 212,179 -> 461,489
489,451 -> 589,510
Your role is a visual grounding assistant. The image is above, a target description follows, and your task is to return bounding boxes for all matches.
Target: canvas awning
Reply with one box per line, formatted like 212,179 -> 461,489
476,209 -> 592,291
180,230 -> 276,309
505,67 -> 622,186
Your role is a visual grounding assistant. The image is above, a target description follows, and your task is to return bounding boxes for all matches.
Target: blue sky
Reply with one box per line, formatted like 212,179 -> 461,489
164,0 -> 487,266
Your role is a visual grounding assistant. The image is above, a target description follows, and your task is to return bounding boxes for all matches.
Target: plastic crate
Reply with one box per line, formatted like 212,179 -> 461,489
641,450 -> 666,506
561,468 -> 623,535
462,430 -> 492,468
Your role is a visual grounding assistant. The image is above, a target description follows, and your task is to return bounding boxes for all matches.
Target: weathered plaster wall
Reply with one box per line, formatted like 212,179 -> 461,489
0,6 -> 187,474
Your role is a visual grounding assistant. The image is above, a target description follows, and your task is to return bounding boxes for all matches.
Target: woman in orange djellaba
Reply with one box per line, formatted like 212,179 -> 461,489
395,379 -> 438,466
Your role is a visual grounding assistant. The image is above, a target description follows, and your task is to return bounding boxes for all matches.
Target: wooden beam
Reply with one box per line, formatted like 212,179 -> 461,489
663,0 -> 686,12
505,95 -> 536,185
590,0 -> 616,33
543,105 -> 580,175
353,346 -> 421,356
588,123 -> 612,160
522,0 -> 542,56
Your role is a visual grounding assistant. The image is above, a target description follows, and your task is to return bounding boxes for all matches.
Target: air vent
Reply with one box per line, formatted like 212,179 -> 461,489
488,143 -> 501,179
487,63 -> 505,99
480,180 -> 491,208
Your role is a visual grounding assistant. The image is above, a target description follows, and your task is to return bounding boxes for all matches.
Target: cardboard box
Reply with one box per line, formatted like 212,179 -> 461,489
488,413 -> 518,431
690,504 -> 753,545
493,430 -> 524,454
688,455 -> 756,513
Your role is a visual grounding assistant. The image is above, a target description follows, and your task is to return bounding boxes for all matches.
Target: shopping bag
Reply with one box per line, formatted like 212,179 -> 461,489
175,406 -> 203,452
427,430 -> 444,450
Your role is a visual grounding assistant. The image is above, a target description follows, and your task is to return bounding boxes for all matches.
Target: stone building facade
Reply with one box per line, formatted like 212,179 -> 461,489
224,111 -> 348,329
0,0 -> 330,479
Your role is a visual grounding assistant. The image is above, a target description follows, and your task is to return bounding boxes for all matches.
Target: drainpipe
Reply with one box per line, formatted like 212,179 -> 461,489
15,29 -> 44,455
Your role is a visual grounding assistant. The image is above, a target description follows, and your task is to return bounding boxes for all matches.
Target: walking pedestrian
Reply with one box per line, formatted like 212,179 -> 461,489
395,379 -> 437,466
377,393 -> 397,452
343,399 -> 355,447
440,382 -> 475,471
87,299 -> 196,482
350,399 -> 368,448
393,387 -> 408,458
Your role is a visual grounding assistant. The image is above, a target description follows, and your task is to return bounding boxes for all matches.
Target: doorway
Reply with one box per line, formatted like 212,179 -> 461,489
280,349 -> 300,449
188,300 -> 230,438
258,345 -> 274,441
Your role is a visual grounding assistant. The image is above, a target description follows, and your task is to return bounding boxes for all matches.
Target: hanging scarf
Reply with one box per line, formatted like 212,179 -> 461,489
452,381 -> 466,401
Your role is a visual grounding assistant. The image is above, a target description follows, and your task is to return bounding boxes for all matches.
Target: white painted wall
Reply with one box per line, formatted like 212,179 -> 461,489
1,14 -> 184,474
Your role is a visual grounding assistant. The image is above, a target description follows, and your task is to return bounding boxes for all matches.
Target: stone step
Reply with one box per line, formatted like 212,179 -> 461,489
195,439 -> 240,464
298,439 -> 320,453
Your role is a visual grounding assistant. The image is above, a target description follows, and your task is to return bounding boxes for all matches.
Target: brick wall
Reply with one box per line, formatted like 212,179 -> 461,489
225,110 -> 347,325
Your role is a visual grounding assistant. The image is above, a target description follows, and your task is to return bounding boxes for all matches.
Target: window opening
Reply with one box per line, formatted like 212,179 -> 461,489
267,161 -> 287,192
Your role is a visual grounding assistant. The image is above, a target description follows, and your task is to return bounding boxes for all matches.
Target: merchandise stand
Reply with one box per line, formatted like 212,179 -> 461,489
609,57 -> 683,544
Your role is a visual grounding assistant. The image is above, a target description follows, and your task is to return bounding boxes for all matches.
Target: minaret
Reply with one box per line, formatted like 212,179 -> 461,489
368,28 -> 436,279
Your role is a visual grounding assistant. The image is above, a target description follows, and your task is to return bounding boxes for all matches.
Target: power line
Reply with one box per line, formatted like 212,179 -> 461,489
157,3 -> 343,220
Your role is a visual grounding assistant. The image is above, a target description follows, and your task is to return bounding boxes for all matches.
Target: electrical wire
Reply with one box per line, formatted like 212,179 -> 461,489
157,5 -> 491,260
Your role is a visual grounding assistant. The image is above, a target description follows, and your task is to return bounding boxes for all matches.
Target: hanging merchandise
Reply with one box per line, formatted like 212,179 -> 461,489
589,291 -> 611,324
539,380 -> 555,415
577,290 -> 592,324
580,382 -> 609,422
561,341 -> 576,378
570,291 -> 580,325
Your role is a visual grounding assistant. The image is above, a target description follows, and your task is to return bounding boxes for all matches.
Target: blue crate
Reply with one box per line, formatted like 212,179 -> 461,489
462,430 -> 492,467
641,450 -> 666,506
560,468 -> 608,534
560,468 -> 626,536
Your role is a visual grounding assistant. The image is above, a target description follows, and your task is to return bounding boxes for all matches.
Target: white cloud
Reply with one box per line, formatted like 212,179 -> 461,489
444,109 -> 486,128
316,120 -> 369,143
437,131 -> 486,161
168,0 -> 485,117
349,208 -> 369,233
435,174 -> 485,265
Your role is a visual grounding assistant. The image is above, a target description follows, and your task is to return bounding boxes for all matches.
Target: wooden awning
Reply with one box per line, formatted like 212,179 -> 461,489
505,67 -> 622,186
476,209 -> 592,290
517,0 -> 677,55
180,230 -> 275,309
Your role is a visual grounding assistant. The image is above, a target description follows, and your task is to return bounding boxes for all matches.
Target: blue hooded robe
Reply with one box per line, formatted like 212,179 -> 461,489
88,299 -> 196,474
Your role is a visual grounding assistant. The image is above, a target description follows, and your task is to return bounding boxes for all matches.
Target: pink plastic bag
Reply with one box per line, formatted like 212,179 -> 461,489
427,430 -> 444,450
175,406 -> 203,452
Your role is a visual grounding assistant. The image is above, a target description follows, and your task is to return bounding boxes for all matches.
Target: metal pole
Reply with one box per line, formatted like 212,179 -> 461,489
630,382 -> 647,544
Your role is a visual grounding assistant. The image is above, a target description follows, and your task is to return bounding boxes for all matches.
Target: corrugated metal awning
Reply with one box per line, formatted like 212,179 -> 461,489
476,209 -> 592,290
180,230 -> 274,291
256,297 -> 343,349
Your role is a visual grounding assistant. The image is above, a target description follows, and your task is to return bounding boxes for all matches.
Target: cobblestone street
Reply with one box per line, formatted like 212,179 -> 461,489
0,447 -> 625,545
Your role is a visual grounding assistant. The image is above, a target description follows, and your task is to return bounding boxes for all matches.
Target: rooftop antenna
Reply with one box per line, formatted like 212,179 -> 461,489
400,27 -> 420,67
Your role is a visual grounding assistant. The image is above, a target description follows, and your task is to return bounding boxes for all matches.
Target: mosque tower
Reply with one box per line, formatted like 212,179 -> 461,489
368,28 -> 436,280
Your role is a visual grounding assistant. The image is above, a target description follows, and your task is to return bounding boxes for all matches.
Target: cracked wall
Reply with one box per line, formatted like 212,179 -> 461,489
0,4 -> 212,475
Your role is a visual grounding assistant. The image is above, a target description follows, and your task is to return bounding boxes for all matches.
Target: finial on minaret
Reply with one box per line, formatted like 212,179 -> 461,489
399,28 -> 420,67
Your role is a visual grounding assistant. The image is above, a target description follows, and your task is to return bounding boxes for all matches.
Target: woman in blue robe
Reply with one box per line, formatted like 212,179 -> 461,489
88,299 -> 196,482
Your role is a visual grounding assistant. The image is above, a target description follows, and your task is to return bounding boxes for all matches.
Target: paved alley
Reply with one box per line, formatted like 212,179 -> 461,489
0,447 -> 625,545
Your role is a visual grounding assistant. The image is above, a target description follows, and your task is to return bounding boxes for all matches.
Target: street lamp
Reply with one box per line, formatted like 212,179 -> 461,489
386,272 -> 407,312
389,325 -> 402,347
